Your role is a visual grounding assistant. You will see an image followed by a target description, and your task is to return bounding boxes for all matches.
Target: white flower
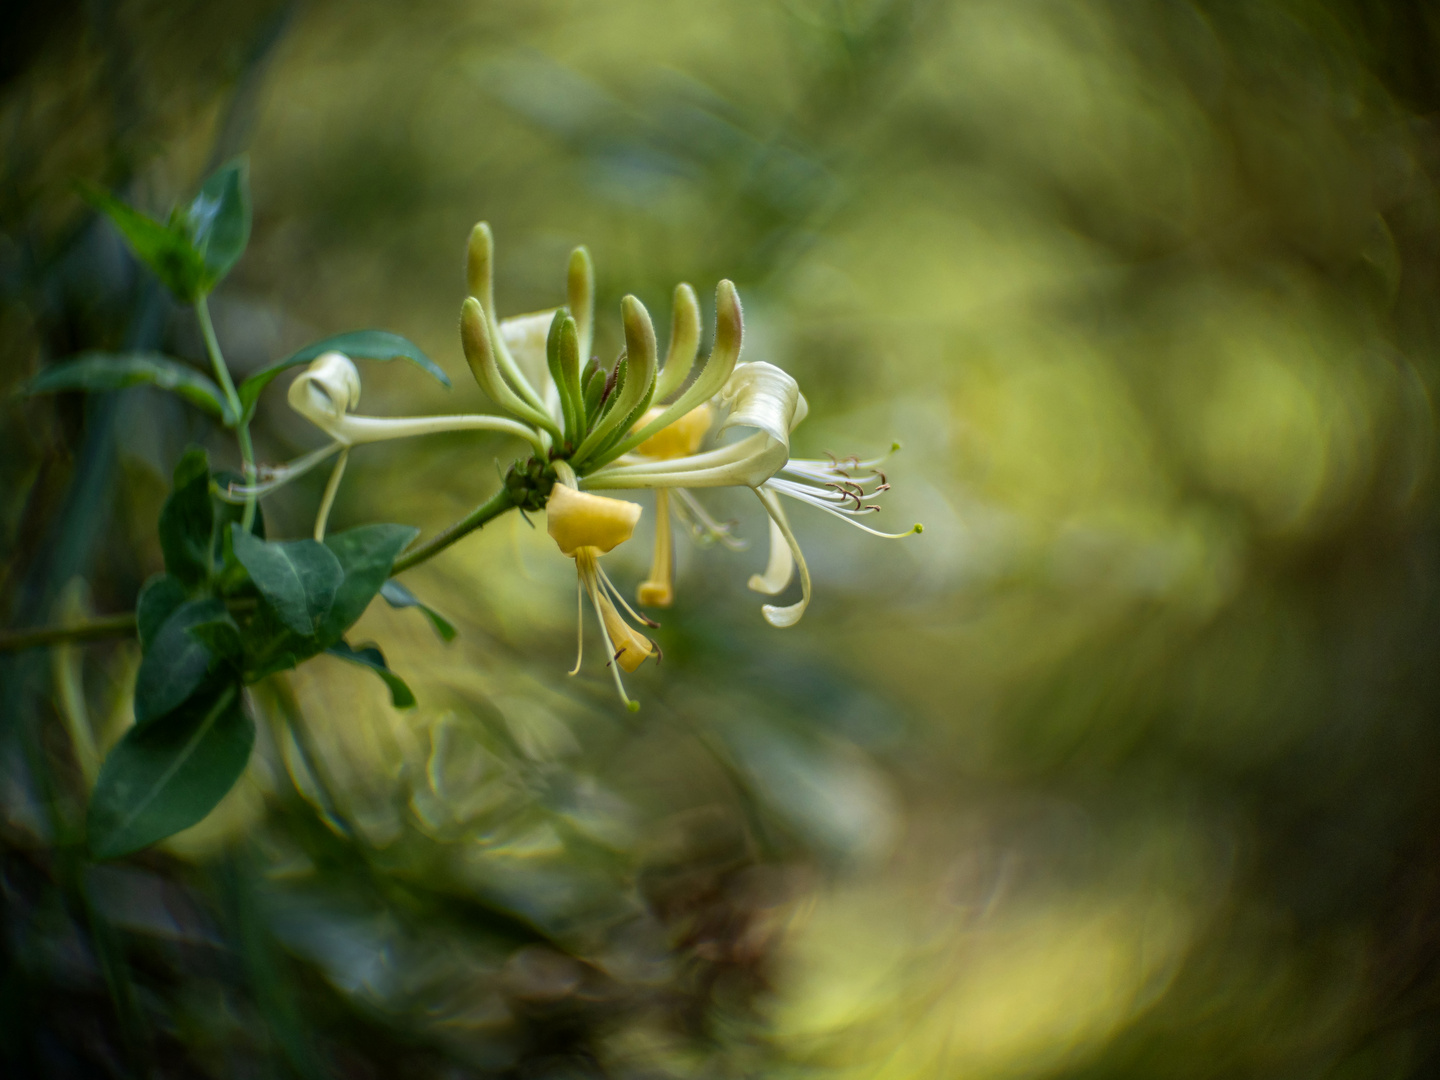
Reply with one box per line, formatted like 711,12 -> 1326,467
582,362 -> 920,627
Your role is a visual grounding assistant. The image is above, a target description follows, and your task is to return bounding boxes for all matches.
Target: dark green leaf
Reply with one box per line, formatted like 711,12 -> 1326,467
26,352 -> 234,424
186,158 -> 251,290
134,598 -> 235,729
232,524 -> 417,683
326,641 -> 416,709
82,184 -> 205,301
159,448 -> 216,588
380,579 -> 457,641
320,524 -> 420,644
230,526 -> 343,638
136,574 -> 189,651
236,331 -> 450,422
236,611 -> 312,685
187,615 -> 244,661
88,685 -> 254,859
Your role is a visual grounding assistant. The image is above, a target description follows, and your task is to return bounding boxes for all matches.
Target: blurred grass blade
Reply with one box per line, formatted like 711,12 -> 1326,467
237,331 -> 451,421
27,352 -> 235,424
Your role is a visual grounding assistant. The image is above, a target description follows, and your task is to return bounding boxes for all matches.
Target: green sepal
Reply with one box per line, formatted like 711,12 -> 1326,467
26,352 -> 235,425
236,331 -> 450,423
596,366 -> 656,459
326,640 -> 416,709
583,360 -> 605,425
87,683 -> 254,860
546,311 -> 583,445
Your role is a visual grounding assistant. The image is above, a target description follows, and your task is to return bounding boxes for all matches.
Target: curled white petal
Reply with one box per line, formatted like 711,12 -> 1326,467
748,515 -> 793,595
752,485 -> 810,627
583,361 -> 799,491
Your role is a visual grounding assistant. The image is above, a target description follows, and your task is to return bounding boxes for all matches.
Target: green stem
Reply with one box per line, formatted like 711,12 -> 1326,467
0,598 -> 257,653
391,487 -> 518,575
196,296 -> 258,530
0,612 -> 138,651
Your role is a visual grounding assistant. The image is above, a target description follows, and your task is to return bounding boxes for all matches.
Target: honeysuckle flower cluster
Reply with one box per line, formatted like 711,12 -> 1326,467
261,222 -> 920,708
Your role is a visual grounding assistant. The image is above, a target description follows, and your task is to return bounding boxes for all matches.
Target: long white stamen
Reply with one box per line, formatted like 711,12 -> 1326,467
673,488 -> 748,551
765,480 -> 921,538
569,578 -> 584,676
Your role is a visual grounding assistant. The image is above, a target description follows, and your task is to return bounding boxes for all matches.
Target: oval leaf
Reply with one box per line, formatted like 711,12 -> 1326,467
237,331 -> 450,422
320,524 -> 421,645
27,352 -> 233,424
134,598 -> 236,729
187,158 -> 251,291
230,526 -> 344,639
88,685 -> 254,860
160,448 -> 219,589
136,573 -> 189,652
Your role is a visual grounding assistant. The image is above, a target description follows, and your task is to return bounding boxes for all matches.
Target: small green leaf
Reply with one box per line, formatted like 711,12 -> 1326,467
134,598 -> 236,729
159,448 -> 217,589
236,331 -> 450,422
380,579 -> 457,641
186,158 -> 250,291
230,527 -> 343,638
88,684 -> 254,860
82,184 -> 205,301
326,641 -> 416,709
320,524 -> 420,644
26,352 -> 234,424
136,574 -> 189,651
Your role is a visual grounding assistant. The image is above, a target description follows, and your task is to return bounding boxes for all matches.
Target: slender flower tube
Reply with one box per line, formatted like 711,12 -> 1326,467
288,352 -> 545,453
230,351 -> 547,539
628,403 -> 716,607
546,469 -> 658,710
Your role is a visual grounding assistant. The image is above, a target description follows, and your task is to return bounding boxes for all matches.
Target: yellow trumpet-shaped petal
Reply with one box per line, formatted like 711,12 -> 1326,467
547,484 -> 642,556
633,403 -> 713,460
638,489 -> 674,607
598,587 -> 658,672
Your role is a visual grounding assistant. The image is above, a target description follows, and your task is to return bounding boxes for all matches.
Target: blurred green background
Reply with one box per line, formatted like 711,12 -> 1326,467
5,0 -> 1440,1076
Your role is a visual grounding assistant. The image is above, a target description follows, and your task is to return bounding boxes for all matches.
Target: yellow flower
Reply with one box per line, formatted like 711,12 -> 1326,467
545,481 -> 658,709
626,403 -> 727,608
